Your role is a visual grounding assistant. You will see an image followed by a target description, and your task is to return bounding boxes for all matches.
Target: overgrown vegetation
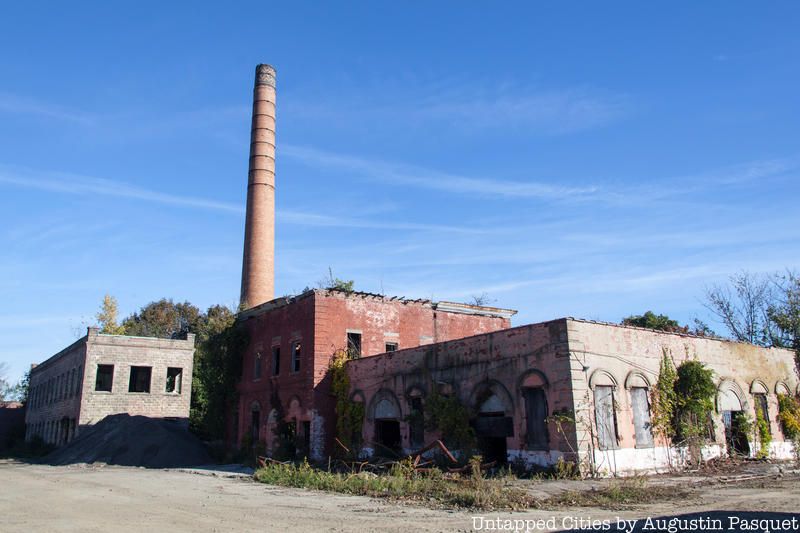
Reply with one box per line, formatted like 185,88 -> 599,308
423,387 -> 476,454
754,408 -> 772,458
548,476 -> 689,509
329,349 -> 364,455
254,458 -> 535,510
91,296 -> 247,440
673,360 -> 716,462
777,394 -> 800,440
649,355 -> 716,463
649,351 -> 678,444
319,267 -> 355,293
621,311 -> 713,336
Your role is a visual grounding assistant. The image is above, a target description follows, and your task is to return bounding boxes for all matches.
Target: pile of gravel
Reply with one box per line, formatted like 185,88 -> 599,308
45,414 -> 212,468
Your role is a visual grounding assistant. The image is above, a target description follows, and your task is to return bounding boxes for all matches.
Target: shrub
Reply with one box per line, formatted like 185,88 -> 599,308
777,394 -> 800,440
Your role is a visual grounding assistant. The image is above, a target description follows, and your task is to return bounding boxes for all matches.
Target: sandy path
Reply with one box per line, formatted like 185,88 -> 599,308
1,460 -> 798,532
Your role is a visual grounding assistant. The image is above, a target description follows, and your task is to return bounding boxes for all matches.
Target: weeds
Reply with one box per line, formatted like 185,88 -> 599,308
548,476 -> 689,509
254,459 -> 536,510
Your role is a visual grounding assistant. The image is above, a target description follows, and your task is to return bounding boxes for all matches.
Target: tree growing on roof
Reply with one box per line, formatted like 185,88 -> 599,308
95,294 -> 125,335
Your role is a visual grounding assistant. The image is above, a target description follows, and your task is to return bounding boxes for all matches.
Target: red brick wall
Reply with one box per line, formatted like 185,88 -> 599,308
234,290 -> 512,458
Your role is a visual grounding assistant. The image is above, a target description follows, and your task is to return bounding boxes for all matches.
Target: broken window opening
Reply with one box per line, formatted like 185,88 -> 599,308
166,367 -> 183,394
291,341 -> 301,373
271,345 -> 280,376
95,364 -> 114,392
385,342 -> 398,353
347,332 -> 362,359
254,352 -> 262,380
128,366 -> 152,393
251,408 -> 261,443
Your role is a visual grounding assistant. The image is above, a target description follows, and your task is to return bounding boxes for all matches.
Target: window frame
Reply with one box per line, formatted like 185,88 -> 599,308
128,366 -> 152,394
95,364 -> 114,393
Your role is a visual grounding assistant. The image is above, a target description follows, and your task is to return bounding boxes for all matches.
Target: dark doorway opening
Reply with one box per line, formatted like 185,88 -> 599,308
298,420 -> 311,458
375,419 -> 401,455
474,413 -> 512,465
723,410 -> 750,456
251,409 -> 260,443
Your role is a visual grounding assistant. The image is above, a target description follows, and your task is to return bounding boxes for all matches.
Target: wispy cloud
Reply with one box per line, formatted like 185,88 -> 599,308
0,166 -> 244,213
277,210 -> 493,234
0,165 -> 492,233
0,92 -> 95,124
286,78 -> 630,136
282,144 -> 599,200
420,88 -> 629,134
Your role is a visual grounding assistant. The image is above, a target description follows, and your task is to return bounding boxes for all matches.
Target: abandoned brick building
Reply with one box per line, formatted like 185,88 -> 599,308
25,327 -> 195,445
232,64 -> 800,475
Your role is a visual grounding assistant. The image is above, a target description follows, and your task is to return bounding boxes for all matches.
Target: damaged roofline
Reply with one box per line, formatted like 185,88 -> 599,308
236,288 -> 518,321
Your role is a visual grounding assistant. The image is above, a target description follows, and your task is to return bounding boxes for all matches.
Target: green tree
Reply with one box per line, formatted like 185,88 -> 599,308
191,306 -> 246,439
622,311 -> 687,333
673,360 -> 716,447
96,294 -> 125,335
121,299 -> 203,339
115,299 -> 247,439
319,267 -> 355,293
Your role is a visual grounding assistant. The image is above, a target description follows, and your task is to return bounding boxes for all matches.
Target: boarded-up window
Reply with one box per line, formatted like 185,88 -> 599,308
630,387 -> 653,447
523,387 -> 549,450
594,385 -> 617,450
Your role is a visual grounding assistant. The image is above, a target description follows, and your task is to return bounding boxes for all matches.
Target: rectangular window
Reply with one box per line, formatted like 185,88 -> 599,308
271,345 -> 280,376
630,387 -> 654,447
385,342 -> 398,352
523,387 -> 549,450
95,364 -> 114,392
594,386 -> 618,450
166,367 -> 183,394
347,332 -> 362,358
291,341 -> 301,373
254,352 -> 262,380
128,366 -> 152,393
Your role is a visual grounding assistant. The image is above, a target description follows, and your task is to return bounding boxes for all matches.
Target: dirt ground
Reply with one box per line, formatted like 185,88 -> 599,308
1,459 -> 799,533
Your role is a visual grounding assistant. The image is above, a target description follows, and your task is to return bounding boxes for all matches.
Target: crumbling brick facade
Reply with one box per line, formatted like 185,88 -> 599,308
25,327 -> 195,446
234,289 -> 514,459
345,318 -> 799,475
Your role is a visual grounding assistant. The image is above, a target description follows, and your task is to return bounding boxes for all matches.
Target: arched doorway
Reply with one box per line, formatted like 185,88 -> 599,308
718,380 -> 749,456
371,392 -> 402,456
471,381 -> 514,465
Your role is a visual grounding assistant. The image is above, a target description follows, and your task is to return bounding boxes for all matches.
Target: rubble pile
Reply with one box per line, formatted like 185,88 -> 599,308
45,414 -> 211,468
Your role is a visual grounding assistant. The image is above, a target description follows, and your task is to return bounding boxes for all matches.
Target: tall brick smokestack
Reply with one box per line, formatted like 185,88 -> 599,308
240,64 -> 276,309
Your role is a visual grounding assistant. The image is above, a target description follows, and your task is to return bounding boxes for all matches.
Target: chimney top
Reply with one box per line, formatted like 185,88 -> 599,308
255,64 -> 276,88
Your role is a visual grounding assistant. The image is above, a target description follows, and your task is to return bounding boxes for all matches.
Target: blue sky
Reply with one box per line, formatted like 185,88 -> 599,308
1,2 -> 799,382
